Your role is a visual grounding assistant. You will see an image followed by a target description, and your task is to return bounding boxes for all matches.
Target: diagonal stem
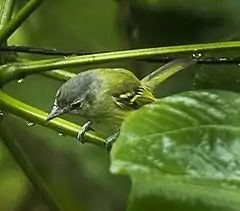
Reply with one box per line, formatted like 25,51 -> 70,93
42,69 -> 76,81
0,0 -> 15,61
0,0 -> 15,29
0,0 -> 44,44
0,90 -> 105,147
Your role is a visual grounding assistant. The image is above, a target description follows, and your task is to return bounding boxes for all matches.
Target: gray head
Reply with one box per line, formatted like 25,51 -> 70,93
46,71 -> 99,121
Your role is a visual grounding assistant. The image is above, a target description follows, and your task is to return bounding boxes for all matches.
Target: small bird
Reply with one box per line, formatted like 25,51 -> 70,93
46,58 -> 196,151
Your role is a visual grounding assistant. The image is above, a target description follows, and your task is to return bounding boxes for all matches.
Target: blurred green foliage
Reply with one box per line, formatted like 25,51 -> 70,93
1,0 -> 240,211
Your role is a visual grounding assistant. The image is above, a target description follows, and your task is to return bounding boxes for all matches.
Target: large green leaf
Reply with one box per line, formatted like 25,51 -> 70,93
110,90 -> 240,211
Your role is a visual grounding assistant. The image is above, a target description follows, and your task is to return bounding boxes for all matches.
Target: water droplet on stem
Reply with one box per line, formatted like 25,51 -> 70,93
192,52 -> 202,59
27,121 -> 35,126
17,78 -> 24,84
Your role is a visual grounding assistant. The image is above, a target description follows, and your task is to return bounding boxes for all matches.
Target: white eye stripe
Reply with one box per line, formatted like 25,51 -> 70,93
71,100 -> 82,108
53,98 -> 58,106
56,89 -> 61,98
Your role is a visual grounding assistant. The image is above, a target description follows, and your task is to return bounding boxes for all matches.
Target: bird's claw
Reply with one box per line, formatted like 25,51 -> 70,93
104,132 -> 120,152
77,121 -> 94,144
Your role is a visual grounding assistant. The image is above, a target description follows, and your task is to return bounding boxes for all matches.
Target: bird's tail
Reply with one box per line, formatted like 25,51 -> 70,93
141,58 -> 197,92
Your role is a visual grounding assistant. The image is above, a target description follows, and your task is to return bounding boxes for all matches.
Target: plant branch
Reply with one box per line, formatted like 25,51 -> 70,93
141,57 -> 240,64
0,0 -> 44,44
0,44 -> 99,56
0,0 -> 15,29
2,45 -> 240,65
0,0 -> 15,62
41,69 -> 76,81
0,114 -> 62,211
1,41 -> 240,84
0,90 -> 105,147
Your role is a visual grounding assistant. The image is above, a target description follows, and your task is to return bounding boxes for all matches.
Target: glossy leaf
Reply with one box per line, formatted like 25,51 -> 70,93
110,90 -> 240,211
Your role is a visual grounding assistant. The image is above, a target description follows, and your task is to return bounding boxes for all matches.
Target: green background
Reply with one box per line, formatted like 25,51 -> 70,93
1,0 -> 240,210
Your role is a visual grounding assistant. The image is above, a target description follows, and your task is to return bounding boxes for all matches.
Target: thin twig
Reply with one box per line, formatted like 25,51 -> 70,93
2,45 -> 240,65
1,41 -> 240,85
0,45 -> 99,56
140,57 -> 240,64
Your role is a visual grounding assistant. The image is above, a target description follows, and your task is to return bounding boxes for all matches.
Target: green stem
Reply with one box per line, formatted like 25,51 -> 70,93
0,0 -> 44,44
42,69 -> 76,81
0,114 -> 62,211
0,0 -> 15,29
0,90 -> 105,147
1,41 -> 240,84
0,0 -> 15,62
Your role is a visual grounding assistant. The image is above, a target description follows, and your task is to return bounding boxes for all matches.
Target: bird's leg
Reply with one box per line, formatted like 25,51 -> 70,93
104,132 -> 120,152
77,121 -> 95,144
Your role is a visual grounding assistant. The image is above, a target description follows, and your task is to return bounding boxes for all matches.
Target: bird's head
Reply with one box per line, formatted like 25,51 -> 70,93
46,74 -> 88,121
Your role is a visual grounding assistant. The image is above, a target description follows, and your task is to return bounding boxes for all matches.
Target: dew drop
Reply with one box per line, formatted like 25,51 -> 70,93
58,133 -> 64,136
27,121 -> 35,126
219,57 -> 227,61
192,52 -> 202,59
17,78 -> 24,84
0,110 -> 4,117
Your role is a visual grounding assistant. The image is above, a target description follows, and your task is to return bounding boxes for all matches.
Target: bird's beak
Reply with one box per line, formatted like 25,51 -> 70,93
46,105 -> 65,122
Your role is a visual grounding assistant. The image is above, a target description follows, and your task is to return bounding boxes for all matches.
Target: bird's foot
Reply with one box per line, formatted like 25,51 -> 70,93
77,121 -> 95,144
104,132 -> 120,152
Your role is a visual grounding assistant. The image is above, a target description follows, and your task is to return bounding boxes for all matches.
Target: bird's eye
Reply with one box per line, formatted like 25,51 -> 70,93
71,101 -> 81,109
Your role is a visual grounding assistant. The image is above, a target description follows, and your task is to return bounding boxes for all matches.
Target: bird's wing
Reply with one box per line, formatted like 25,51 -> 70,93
113,86 -> 156,110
